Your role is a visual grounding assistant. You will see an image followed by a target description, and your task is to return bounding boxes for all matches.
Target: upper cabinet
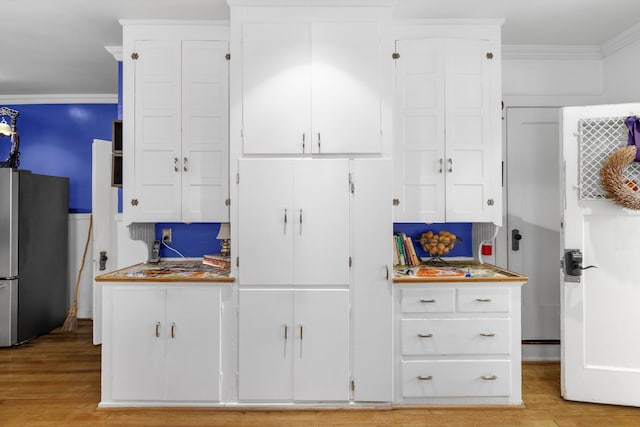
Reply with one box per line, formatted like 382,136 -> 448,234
393,24 -> 503,225
121,23 -> 230,224
240,8 -> 387,155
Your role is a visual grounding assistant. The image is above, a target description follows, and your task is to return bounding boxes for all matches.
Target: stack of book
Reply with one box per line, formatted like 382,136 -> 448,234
393,232 -> 421,267
202,254 -> 230,272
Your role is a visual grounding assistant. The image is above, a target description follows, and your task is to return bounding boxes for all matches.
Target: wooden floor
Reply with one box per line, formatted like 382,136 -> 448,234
1,320 -> 640,426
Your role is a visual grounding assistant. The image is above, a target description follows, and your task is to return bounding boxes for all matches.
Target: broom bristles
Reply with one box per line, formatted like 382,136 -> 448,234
61,304 -> 78,332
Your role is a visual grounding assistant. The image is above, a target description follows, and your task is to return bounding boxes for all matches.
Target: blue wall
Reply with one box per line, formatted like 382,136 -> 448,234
155,222 -> 226,258
2,103 -> 118,213
393,222 -> 473,258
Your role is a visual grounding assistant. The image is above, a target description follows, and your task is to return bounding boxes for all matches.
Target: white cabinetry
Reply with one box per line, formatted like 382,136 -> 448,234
237,158 -> 350,286
241,14 -> 383,154
122,23 -> 229,224
238,288 -> 350,401
101,284 -> 221,405
394,283 -> 523,405
393,36 -> 501,224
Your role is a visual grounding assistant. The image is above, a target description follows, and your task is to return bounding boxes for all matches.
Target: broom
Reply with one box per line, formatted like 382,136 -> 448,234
62,214 -> 93,333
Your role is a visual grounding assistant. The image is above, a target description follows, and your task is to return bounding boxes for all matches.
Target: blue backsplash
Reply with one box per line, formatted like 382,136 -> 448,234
155,222 -> 226,258
393,222 -> 473,258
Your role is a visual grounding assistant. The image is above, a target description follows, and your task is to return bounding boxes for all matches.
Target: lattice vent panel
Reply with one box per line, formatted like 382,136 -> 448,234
578,117 -> 640,200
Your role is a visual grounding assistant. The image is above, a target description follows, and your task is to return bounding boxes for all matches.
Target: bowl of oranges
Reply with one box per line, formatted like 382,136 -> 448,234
419,230 -> 460,260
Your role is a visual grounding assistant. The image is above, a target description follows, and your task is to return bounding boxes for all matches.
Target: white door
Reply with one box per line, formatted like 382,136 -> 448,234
238,159 -> 295,285
562,103 -> 640,406
242,23 -> 311,154
294,159 -> 350,285
181,40 -> 229,222
238,289 -> 294,401
507,107 -> 561,360
111,287 -> 166,401
293,289 -> 350,401
311,22 -> 381,154
132,39 -> 182,221
165,287 -> 220,401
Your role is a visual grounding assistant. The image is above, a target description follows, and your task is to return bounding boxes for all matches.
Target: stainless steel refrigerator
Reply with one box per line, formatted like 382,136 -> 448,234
0,168 -> 69,346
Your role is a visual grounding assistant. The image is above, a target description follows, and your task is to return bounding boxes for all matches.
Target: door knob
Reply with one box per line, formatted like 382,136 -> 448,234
512,229 -> 522,251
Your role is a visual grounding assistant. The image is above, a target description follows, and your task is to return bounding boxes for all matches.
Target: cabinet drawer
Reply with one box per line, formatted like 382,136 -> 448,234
401,318 -> 510,355
401,289 -> 455,313
457,288 -> 510,313
401,360 -> 511,397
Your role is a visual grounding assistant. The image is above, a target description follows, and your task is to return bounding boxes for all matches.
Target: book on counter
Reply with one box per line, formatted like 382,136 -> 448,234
393,232 -> 420,267
202,254 -> 230,269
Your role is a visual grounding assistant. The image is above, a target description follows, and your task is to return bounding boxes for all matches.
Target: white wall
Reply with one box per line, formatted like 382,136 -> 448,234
604,39 -> 640,103
68,214 -> 93,319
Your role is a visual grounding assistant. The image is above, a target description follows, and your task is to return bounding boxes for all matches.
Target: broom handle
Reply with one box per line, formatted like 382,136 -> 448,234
71,214 -> 93,309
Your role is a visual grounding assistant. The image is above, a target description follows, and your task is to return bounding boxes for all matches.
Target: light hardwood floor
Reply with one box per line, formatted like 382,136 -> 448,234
1,319 -> 640,426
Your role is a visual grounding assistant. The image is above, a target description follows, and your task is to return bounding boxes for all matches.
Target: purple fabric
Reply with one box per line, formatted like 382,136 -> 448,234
624,116 -> 640,162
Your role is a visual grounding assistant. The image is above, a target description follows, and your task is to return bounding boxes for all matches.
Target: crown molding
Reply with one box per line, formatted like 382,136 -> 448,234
602,21 -> 640,57
0,94 -> 118,104
502,44 -> 602,61
105,46 -> 123,62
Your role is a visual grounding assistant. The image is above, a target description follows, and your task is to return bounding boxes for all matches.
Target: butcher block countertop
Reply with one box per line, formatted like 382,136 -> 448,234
394,261 -> 527,283
95,260 -> 234,283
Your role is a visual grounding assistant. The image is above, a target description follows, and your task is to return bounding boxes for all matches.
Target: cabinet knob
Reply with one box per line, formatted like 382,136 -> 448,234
481,375 -> 498,381
480,333 -> 496,337
155,322 -> 161,338
476,298 -> 492,302
448,158 -> 453,173
183,157 -> 188,172
418,375 -> 433,381
420,299 -> 436,303
393,198 -> 400,206
171,322 -> 176,339
417,333 -> 433,338
174,157 -> 179,172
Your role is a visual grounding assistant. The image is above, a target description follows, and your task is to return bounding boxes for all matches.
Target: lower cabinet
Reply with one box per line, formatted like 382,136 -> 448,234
394,283 -> 524,405
239,288 -> 350,402
101,284 -> 221,405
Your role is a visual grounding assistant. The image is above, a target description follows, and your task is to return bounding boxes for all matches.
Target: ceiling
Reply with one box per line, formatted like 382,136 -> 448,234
3,0 -> 640,97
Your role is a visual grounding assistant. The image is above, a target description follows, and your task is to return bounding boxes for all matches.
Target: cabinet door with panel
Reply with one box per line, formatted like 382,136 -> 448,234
125,36 -> 229,224
394,38 -> 499,224
238,289 -> 349,402
238,159 -> 349,286
241,21 -> 382,155
105,285 -> 221,403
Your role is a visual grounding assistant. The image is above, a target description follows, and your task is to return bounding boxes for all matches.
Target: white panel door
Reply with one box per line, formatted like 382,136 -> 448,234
165,287 -> 221,402
181,40 -> 229,222
562,103 -> 640,406
293,159 -> 349,285
238,159 -> 295,285
445,39 -> 494,222
311,22 -> 381,154
293,289 -> 350,401
239,289 -> 294,400
111,287 -> 166,401
351,158 -> 393,401
132,39 -> 182,221
393,39 -> 445,222
242,23 -> 311,154
506,107 -> 561,359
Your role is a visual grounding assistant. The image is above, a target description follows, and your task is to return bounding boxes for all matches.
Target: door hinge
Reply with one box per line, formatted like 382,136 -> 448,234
392,52 -> 400,59
225,198 -> 231,206
393,198 -> 400,206
131,52 -> 139,60
225,53 -> 231,60
349,256 -> 352,267
486,52 -> 494,60
236,257 -> 239,267
236,173 -> 240,184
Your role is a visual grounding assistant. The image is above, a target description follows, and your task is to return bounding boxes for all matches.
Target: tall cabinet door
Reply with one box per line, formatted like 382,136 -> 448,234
444,39 -> 493,222
293,159 -> 350,285
239,289 -> 294,400
238,159 -> 295,285
311,22 -> 382,154
293,289 -> 350,401
242,23 -> 311,154
132,39 -> 182,221
165,287 -> 221,401
181,40 -> 229,222
111,287 -> 166,401
393,39 -> 445,222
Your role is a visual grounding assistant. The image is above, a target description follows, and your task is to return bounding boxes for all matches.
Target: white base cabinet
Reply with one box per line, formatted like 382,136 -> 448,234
100,283 -> 221,406
394,282 -> 524,405
238,288 -> 350,402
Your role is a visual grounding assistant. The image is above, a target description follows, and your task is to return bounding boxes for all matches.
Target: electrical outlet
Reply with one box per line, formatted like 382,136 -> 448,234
161,228 -> 172,243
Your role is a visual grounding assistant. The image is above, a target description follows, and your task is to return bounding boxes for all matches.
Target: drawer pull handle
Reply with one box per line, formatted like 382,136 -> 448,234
420,299 -> 436,303
481,375 -> 498,381
476,298 -> 492,302
418,375 -> 433,381
171,322 -> 176,339
155,321 -> 161,338
417,333 -> 433,338
480,333 -> 495,337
